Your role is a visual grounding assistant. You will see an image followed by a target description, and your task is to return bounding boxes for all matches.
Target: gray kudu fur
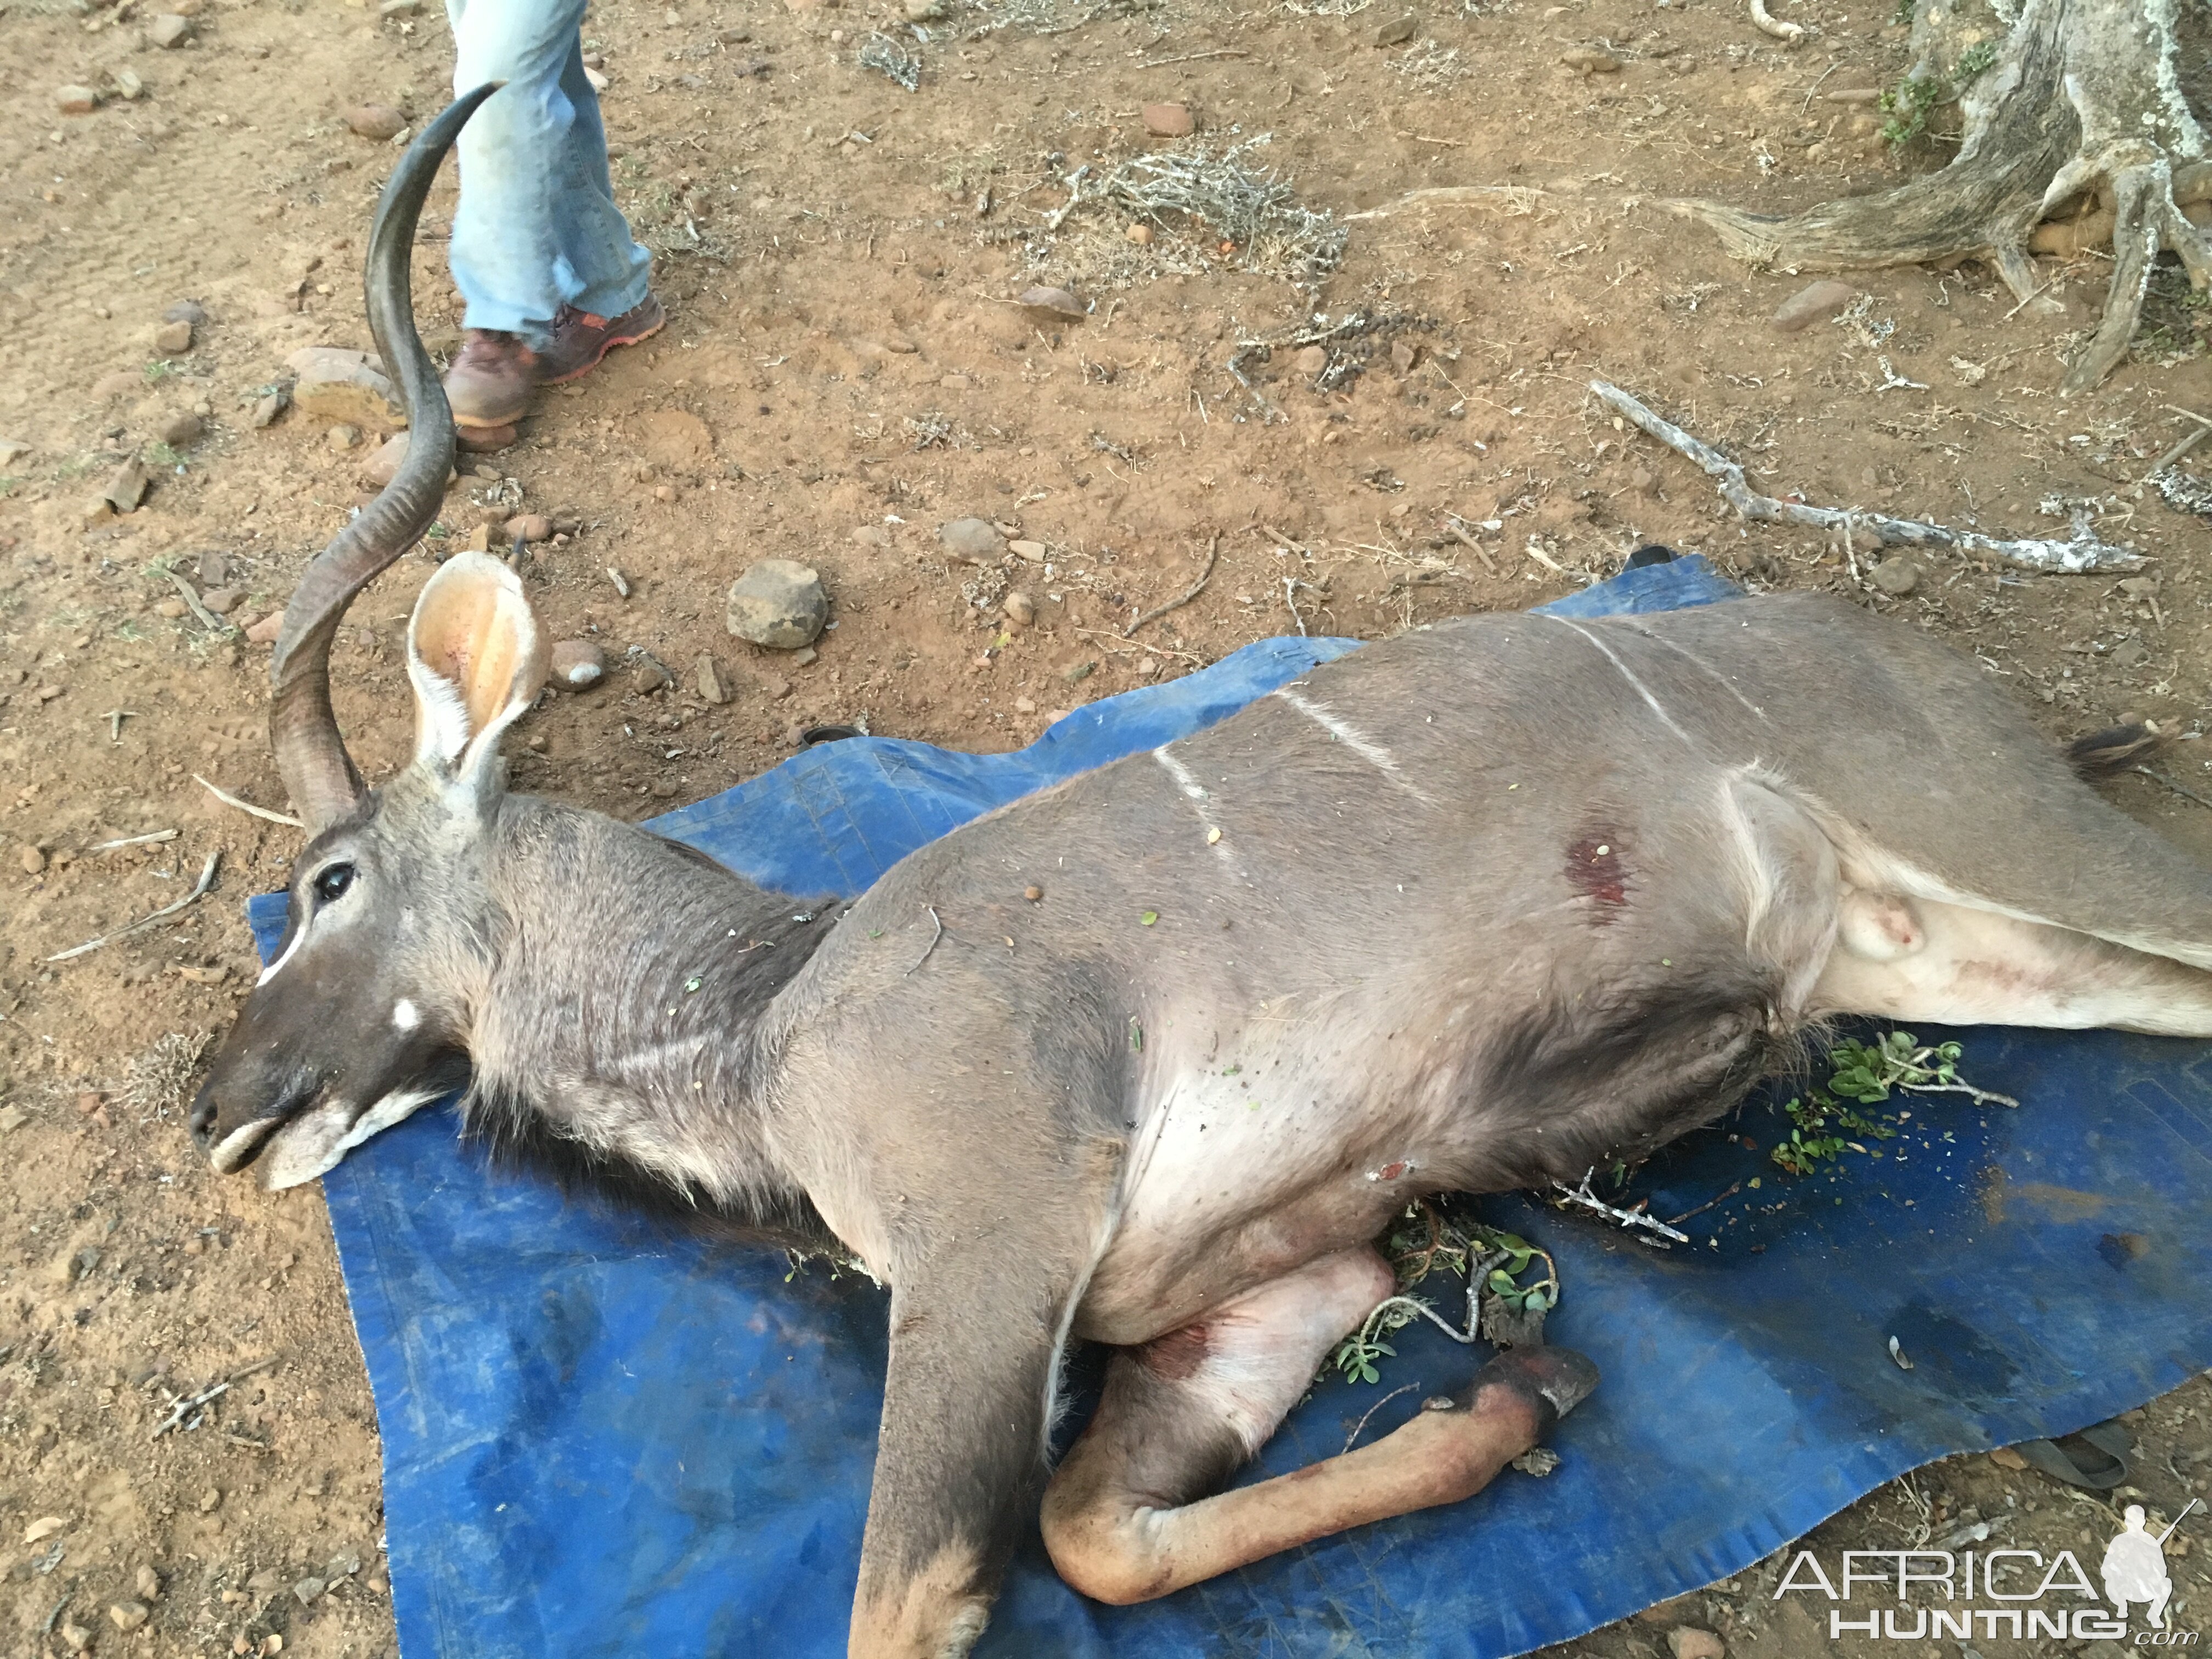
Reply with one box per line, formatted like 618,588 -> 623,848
191,92 -> 2212,1657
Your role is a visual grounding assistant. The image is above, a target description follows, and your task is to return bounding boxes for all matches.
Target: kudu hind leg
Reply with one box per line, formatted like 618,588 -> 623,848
1041,1248 -> 1596,1605
1816,891 -> 2212,1037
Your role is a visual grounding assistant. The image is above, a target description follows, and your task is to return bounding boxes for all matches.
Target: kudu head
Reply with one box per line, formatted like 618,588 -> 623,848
188,87 -> 554,1188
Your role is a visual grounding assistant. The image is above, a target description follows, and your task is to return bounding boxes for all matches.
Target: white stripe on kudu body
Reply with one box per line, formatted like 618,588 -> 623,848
1267,687 -> 1435,804
1539,616 -> 1695,745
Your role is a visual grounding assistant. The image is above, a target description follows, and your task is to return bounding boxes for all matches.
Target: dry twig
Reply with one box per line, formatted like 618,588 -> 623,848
1551,1167 -> 1692,1244
1590,379 -> 2143,573
1125,537 -> 1218,636
46,851 -> 221,963
194,774 -> 304,828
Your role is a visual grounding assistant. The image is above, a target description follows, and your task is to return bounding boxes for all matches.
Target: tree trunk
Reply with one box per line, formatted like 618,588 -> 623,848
1672,0 -> 2209,392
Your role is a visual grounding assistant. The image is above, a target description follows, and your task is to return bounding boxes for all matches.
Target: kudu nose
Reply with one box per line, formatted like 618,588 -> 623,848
188,1087 -> 219,1149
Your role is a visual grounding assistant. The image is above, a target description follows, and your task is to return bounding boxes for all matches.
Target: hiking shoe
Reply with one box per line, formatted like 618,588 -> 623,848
443,331 -> 537,429
538,296 -> 667,384
441,295 -> 666,428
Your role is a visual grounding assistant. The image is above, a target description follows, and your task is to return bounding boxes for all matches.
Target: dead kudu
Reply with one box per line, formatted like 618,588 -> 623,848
194,94 -> 2212,1658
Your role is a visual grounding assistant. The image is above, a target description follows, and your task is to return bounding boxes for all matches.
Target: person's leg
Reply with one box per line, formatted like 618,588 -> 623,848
441,0 -> 658,426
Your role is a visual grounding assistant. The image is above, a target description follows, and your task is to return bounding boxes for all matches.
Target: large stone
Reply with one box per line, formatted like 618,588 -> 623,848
938,516 -> 1005,562
726,558 -> 828,649
548,640 -> 605,689
287,346 -> 406,428
1770,280 -> 1856,334
1868,555 -> 1920,596
345,104 -> 407,141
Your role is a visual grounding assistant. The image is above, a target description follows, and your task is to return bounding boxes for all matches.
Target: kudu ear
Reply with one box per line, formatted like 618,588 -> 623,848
405,551 -> 549,786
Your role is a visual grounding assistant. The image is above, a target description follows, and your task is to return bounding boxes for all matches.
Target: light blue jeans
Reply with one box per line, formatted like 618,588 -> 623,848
444,0 -> 652,342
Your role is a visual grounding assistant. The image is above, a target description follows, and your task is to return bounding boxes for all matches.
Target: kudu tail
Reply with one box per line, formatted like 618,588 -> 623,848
268,84 -> 503,834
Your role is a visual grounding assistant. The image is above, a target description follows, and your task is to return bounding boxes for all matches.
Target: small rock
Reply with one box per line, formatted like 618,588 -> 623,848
158,410 -> 204,447
1015,697 -> 1038,714
939,516 -> 1006,563
695,654 -> 730,704
287,346 -> 405,427
1823,86 -> 1882,103
1666,1629 -> 1725,1659
1988,1444 -> 2028,1470
758,673 -> 792,700
154,319 -> 195,355
155,596 -> 189,619
37,683 -> 65,702
630,659 -> 671,694
1292,344 -> 1329,377
199,549 -> 227,585
245,611 -> 285,646
789,646 -> 818,668
939,373 -> 972,392
2119,575 -> 2160,597
1770,279 -> 1857,334
1141,102 -> 1194,138
884,336 -> 918,353
250,389 -> 289,428
59,1623 -> 92,1655
903,0 -> 945,16
58,84 -> 102,115
136,1564 -> 163,1600
1125,223 -> 1154,245
114,66 -> 146,100
200,586 -> 242,615
1003,591 -> 1035,627
359,432 -> 409,486
2110,637 -> 2149,669
293,1576 -> 326,1607
0,437 -> 31,466
345,103 -> 407,141
1015,286 -> 1084,320
197,1487 -> 222,1513
653,483 -> 678,503
20,845 -> 45,876
103,458 -> 152,514
727,558 -> 830,649
1560,47 -> 1621,71
1867,556 -> 1919,597
1630,467 -> 1659,499
110,1601 -> 151,1632
506,512 -> 553,545
549,640 -> 605,690
851,524 -> 889,547
1372,13 -> 1417,44
24,1515 -> 69,1544
329,424 -> 361,450
149,12 -> 194,46
1008,539 -> 1047,562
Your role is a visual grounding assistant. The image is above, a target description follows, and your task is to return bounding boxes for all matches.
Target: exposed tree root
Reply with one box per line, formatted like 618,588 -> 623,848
1670,0 -> 2210,393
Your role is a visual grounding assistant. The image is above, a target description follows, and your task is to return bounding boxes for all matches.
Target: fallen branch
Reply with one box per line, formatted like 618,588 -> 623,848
1750,0 -> 1805,43
1344,184 -> 1550,222
1443,517 -> 1500,574
151,1355 -> 280,1440
1590,379 -> 2144,573
1551,1167 -> 1691,1244
89,828 -> 178,853
46,850 -> 221,963
1125,536 -> 1218,636
194,774 -> 304,828
164,568 -> 235,634
1900,1080 -> 2021,1109
2133,764 -> 2212,812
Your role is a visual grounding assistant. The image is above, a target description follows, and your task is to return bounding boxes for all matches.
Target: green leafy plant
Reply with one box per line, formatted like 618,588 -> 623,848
1326,1206 -> 1559,1385
1827,1030 -> 2016,1107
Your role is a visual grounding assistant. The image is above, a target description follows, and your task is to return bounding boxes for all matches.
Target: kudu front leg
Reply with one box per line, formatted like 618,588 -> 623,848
849,1266 -> 1076,1659
1041,1249 -> 1598,1605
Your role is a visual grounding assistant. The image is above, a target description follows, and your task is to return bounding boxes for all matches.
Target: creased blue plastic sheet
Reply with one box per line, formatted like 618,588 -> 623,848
245,554 -> 2212,1657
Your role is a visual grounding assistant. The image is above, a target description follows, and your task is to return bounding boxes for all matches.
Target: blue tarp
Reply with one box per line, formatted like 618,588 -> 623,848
246,555 -> 2212,1657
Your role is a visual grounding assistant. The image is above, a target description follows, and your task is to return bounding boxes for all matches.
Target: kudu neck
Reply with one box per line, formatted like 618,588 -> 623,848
464,795 -> 840,1235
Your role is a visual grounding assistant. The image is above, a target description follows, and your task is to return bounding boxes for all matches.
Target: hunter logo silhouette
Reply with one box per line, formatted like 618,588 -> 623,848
2103,1499 -> 2200,1630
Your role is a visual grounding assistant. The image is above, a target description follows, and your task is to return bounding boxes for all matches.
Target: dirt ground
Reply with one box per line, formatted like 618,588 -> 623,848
3,0 -> 2211,1650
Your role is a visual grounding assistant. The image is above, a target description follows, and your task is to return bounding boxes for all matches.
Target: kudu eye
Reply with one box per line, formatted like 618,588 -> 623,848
313,862 -> 358,904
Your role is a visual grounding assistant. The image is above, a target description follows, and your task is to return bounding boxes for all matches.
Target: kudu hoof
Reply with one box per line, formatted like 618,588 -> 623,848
1442,1345 -> 1600,1435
